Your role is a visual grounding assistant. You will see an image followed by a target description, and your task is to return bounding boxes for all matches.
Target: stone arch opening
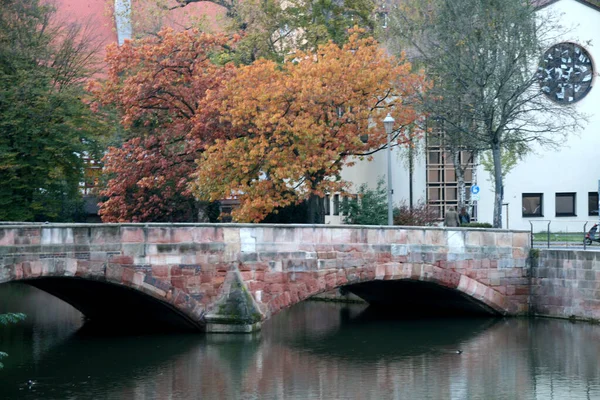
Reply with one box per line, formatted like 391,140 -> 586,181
345,279 -> 501,317
334,262 -> 510,317
12,277 -> 204,332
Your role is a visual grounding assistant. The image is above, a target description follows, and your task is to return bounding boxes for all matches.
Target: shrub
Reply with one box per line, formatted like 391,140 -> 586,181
460,222 -> 493,228
393,202 -> 439,226
340,179 -> 388,225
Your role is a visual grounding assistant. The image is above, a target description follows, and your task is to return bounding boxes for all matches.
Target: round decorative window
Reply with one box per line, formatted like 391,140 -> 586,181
538,42 -> 594,104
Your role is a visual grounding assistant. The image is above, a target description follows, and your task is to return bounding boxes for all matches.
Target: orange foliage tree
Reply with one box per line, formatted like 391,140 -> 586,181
191,30 -> 428,223
90,29 -> 236,222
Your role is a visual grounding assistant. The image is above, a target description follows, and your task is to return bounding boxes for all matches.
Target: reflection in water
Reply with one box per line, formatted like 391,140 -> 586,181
1,284 -> 600,399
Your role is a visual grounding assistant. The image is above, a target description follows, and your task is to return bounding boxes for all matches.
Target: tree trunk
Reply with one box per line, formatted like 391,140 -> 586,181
408,136 -> 414,210
453,150 -> 467,211
491,142 -> 503,228
306,194 -> 325,224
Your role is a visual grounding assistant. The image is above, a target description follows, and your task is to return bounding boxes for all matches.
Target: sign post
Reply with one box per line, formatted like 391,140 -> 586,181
471,185 -> 480,201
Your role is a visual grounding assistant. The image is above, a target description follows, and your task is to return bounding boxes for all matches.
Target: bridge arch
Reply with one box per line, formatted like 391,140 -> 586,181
257,262 -> 510,318
0,259 -> 206,331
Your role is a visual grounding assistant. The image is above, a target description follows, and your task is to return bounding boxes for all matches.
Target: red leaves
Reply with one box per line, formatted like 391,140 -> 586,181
93,29 -> 236,222
93,28 -> 428,223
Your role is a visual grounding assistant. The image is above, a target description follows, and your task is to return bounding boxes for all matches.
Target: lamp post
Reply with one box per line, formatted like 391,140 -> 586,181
383,113 -> 395,226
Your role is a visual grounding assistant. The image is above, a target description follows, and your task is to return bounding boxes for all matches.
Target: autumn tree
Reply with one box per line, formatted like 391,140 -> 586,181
0,0 -> 109,222
191,30 -> 427,223
91,29 -> 236,222
387,0 -> 584,227
128,0 -> 376,63
232,0 -> 377,63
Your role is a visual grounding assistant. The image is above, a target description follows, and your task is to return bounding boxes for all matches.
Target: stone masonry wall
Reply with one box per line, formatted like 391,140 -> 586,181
0,224 -> 532,331
532,249 -> 600,321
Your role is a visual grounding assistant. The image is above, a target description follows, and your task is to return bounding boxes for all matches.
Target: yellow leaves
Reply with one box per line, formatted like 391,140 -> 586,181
188,33 -> 428,222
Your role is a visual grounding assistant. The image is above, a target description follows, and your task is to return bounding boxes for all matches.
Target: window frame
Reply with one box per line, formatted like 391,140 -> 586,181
522,193 -> 543,218
555,192 -> 576,217
333,194 -> 340,216
589,192 -> 599,216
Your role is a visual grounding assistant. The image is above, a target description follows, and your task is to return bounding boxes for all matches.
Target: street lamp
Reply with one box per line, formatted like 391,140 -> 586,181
383,113 -> 395,226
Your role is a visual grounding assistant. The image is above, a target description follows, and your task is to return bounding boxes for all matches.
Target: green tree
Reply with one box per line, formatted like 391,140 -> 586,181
233,0 -> 376,63
387,0 -> 584,227
340,179 -> 388,225
480,142 -> 527,190
0,0 -> 110,222
0,312 -> 26,369
132,0 -> 376,64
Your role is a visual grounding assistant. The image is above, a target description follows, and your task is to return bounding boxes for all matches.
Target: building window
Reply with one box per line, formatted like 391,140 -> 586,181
589,192 -> 598,216
324,195 -> 330,216
522,193 -> 543,217
555,192 -> 576,217
425,123 -> 476,222
333,194 -> 340,216
378,12 -> 389,28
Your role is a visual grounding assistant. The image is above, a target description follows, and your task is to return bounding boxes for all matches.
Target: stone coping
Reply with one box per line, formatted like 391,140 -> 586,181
0,222 -> 531,233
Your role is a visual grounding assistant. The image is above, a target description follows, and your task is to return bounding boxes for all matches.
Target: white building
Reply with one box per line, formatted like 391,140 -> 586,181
483,0 -> 600,233
329,0 -> 600,234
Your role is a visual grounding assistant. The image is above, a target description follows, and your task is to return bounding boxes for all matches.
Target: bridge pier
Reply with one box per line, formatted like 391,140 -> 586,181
203,269 -> 264,333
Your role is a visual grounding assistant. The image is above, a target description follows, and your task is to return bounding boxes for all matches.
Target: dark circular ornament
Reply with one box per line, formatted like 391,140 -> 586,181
538,42 -> 594,104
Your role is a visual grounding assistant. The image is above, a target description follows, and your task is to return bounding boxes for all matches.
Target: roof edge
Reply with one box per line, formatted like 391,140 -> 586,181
534,0 -> 600,11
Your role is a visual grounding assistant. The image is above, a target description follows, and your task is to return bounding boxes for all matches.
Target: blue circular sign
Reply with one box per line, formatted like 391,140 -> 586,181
471,185 -> 480,194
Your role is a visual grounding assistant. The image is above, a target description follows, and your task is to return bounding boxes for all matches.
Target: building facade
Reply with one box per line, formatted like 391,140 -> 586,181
477,0 -> 599,232
333,0 -> 599,233
53,0 -> 598,230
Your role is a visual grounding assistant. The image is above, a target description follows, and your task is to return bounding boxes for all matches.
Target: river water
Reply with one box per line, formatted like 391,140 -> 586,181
1,283 -> 600,400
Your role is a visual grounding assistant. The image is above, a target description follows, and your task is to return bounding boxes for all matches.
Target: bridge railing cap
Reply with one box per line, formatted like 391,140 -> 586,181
0,222 -> 531,234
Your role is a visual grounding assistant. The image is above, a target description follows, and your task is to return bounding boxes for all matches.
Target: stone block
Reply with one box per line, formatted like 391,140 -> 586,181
466,231 -> 482,246
314,244 -> 334,252
105,264 -> 123,282
110,255 -> 134,265
367,229 -> 386,244
146,227 -> 172,244
42,228 -> 74,245
239,252 -> 258,262
121,227 -> 145,243
0,230 -> 15,246
240,271 -> 254,281
406,229 -> 425,245
424,230 -> 445,246
333,243 -> 368,253
152,265 -> 170,279
331,228 -> 353,244
272,227 -> 298,243
512,233 -> 530,249
193,227 -> 224,243
141,281 -> 167,298
264,272 -> 285,283
481,232 -> 497,247
391,244 -> 408,257
121,267 -> 136,284
496,232 -> 513,248
121,244 -> 145,259
172,228 -> 193,243
299,228 -> 317,244
497,259 -> 514,269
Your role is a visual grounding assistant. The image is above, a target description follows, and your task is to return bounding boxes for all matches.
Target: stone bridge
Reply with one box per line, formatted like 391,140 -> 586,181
0,224 -> 532,332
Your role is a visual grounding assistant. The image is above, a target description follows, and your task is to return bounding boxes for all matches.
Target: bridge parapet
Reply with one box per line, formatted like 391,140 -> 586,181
0,224 -> 531,332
